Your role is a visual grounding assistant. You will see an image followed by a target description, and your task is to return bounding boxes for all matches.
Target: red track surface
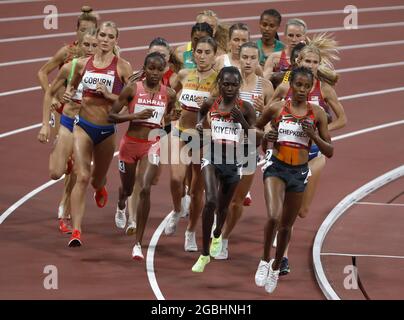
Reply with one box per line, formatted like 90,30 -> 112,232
0,0 -> 403,301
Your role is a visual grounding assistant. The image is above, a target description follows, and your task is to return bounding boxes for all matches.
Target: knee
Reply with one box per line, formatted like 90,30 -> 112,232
267,216 -> 280,227
140,186 -> 151,199
204,195 -> 217,212
76,171 -> 91,186
49,171 -> 63,180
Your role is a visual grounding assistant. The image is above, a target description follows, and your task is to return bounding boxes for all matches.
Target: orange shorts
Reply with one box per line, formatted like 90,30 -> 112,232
118,134 -> 160,164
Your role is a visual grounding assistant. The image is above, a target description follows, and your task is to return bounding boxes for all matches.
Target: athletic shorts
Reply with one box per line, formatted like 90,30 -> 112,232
118,134 -> 160,165
60,114 -> 74,133
74,116 -> 116,145
308,144 -> 322,161
201,149 -> 242,185
263,156 -> 310,193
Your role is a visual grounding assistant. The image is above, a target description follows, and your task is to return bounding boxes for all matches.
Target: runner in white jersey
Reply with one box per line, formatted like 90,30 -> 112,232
216,42 -> 274,260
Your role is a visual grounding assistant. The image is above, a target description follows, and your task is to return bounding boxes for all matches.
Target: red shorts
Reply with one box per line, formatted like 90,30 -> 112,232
118,134 -> 160,164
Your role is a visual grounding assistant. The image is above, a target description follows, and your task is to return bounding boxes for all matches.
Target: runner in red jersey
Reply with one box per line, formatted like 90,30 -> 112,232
109,52 -> 177,260
254,66 -> 333,293
263,18 -> 307,80
63,21 -> 133,247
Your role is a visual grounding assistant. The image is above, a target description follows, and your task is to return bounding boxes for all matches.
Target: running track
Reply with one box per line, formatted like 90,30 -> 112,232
0,0 -> 403,300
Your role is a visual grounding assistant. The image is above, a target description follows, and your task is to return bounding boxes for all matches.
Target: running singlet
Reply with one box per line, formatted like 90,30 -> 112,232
81,55 -> 124,98
284,75 -> 332,122
256,39 -> 284,66
178,69 -> 217,112
183,42 -> 196,69
208,97 -> 243,144
273,100 -> 316,160
273,50 -> 290,72
239,76 -> 264,118
129,81 -> 168,128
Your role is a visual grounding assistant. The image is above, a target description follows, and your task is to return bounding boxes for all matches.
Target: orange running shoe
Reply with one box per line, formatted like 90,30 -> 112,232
59,219 -> 72,234
68,229 -> 82,247
94,186 -> 108,208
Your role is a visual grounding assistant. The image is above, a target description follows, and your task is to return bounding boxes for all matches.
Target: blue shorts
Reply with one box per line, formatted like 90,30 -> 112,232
60,114 -> 74,133
308,144 -> 321,161
74,116 -> 116,145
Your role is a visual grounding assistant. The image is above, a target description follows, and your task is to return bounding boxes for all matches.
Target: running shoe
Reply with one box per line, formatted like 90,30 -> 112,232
255,260 -> 269,287
214,238 -> 228,260
126,221 -> 136,236
94,186 -> 108,208
184,230 -> 198,252
265,259 -> 280,293
59,219 -> 72,234
180,194 -> 191,218
191,255 -> 210,273
115,204 -> 127,229
279,257 -> 290,276
243,191 -> 252,206
164,211 -> 181,235
68,229 -> 82,247
209,234 -> 222,258
132,242 -> 144,261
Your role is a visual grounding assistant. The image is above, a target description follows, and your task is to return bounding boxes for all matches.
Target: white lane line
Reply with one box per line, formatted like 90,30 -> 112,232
146,214 -> 172,301
333,120 -> 404,142
0,123 -> 41,139
2,85 -> 404,140
0,178 -> 61,224
0,0 -> 47,4
1,119 -> 403,298
3,36 -> 404,69
2,3 -> 402,23
355,201 -> 404,207
338,61 -> 404,73
1,12 -> 404,44
0,0 -> 296,23
321,253 -> 404,259
0,86 -> 41,97
313,165 -> 404,300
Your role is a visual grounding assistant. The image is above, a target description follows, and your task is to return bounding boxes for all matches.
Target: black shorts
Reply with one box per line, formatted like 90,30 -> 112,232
201,156 -> 241,185
262,156 -> 310,193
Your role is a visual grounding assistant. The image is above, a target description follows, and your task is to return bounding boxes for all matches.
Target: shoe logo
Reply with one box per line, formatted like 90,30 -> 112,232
139,93 -> 148,97
101,131 -> 110,135
301,170 -> 308,175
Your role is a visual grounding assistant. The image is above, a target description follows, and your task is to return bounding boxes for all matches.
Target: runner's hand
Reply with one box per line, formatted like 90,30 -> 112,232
133,108 -> 154,120
264,129 -> 278,142
37,124 -> 50,144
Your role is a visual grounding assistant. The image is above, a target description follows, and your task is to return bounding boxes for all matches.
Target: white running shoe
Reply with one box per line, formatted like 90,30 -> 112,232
265,259 -> 280,293
164,211 -> 181,235
255,260 -> 270,287
115,204 -> 127,229
126,221 -> 136,236
214,238 -> 228,260
184,230 -> 198,252
272,231 -> 278,248
180,194 -> 191,218
132,242 -> 144,261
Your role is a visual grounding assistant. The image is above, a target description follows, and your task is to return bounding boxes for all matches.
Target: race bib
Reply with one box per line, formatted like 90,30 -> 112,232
82,71 -> 115,93
132,104 -> 165,125
179,89 -> 210,109
277,120 -> 309,147
211,120 -> 242,143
